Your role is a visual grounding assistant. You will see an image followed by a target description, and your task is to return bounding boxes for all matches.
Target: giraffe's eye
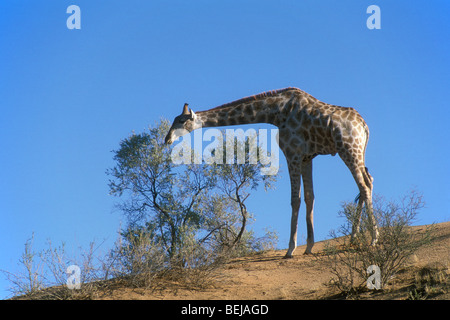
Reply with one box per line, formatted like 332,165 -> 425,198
179,116 -> 190,124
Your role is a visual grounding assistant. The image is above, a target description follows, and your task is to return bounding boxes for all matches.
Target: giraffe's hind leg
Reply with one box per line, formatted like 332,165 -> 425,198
352,193 -> 364,240
352,167 -> 374,240
340,153 -> 379,245
359,166 -> 378,245
302,160 -> 315,254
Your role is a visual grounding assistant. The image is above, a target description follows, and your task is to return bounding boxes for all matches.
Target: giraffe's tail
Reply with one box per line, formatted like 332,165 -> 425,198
354,167 -> 373,204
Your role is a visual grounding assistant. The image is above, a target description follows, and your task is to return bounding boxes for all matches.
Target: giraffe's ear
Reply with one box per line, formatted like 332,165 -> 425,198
190,109 -> 196,119
182,103 -> 189,115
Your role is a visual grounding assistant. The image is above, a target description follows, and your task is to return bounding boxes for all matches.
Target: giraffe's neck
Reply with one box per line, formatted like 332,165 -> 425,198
196,104 -> 273,128
195,88 -> 304,129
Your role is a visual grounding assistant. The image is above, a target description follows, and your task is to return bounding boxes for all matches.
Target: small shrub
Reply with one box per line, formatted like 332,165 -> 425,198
2,234 -> 45,297
324,190 -> 435,297
407,263 -> 449,300
105,228 -> 167,289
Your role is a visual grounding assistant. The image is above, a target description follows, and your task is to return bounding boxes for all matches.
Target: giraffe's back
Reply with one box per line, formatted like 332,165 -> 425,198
278,90 -> 369,163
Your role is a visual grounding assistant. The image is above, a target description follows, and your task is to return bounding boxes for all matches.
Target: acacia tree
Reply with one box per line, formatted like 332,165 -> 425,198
107,120 -> 277,269
212,135 -> 276,251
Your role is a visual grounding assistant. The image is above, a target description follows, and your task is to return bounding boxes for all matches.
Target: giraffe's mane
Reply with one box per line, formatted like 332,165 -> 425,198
199,87 -> 302,112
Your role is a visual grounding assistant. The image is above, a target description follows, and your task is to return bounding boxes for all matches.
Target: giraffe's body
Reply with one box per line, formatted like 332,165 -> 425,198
165,87 -> 378,256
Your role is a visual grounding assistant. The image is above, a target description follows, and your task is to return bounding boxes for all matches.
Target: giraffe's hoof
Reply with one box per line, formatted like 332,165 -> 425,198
283,254 -> 293,259
303,250 -> 312,255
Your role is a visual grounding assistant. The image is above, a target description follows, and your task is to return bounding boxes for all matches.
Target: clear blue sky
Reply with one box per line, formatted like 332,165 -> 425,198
1,1 -> 449,299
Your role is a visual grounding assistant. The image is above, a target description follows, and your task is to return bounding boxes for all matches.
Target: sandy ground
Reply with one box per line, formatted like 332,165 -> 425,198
101,222 -> 449,300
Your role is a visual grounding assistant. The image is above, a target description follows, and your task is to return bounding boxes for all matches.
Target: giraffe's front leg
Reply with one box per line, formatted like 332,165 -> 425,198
284,197 -> 301,258
284,165 -> 302,259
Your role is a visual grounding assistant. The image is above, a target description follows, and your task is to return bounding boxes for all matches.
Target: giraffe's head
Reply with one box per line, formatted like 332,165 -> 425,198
165,103 -> 198,145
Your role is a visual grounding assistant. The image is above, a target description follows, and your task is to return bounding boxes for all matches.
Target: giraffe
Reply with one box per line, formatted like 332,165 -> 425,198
164,87 -> 379,257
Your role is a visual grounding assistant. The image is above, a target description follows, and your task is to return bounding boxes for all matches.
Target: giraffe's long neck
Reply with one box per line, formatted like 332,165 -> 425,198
196,104 -> 273,128
195,88 -> 303,129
